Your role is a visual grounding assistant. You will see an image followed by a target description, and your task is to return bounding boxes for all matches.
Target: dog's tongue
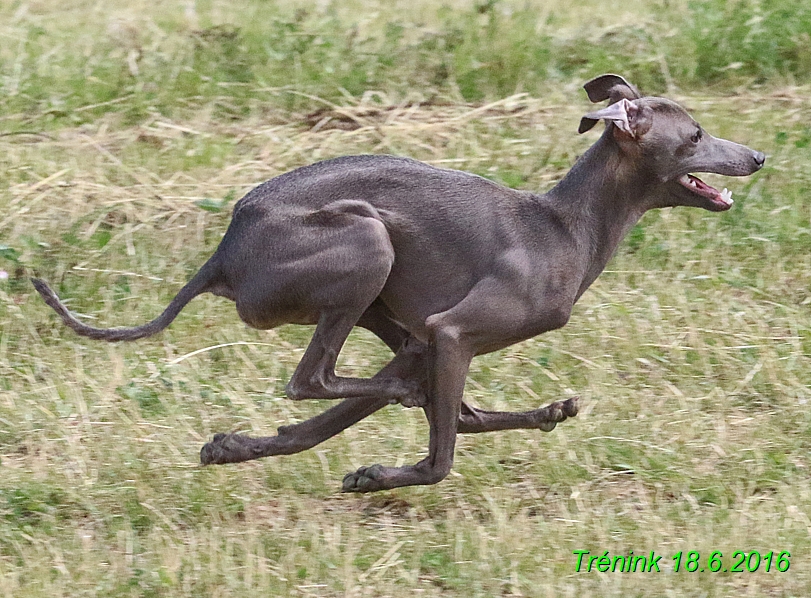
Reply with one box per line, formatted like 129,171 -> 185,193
679,174 -> 733,206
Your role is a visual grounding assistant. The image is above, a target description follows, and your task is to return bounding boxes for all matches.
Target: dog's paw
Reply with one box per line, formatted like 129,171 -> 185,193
382,378 -> 427,408
400,377 -> 430,408
536,396 -> 579,432
342,464 -> 386,493
538,420 -> 558,432
200,433 -> 254,465
398,391 -> 427,409
561,396 -> 580,418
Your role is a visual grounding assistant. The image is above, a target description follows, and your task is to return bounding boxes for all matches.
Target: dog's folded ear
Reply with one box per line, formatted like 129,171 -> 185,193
583,74 -> 641,104
579,98 -> 651,139
578,74 -> 642,134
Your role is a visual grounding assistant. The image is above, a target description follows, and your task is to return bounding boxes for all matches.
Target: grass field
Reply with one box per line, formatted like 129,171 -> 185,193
1,0 -> 811,595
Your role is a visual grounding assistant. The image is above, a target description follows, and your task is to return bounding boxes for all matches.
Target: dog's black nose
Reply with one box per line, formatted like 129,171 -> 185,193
753,151 -> 766,167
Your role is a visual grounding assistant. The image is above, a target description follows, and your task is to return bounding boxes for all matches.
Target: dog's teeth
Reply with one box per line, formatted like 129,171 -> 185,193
720,188 -> 733,205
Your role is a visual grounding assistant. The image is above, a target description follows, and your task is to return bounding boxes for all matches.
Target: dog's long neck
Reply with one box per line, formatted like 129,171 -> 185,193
544,129 -> 651,298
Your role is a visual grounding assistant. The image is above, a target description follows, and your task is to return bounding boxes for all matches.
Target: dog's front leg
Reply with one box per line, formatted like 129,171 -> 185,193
342,320 -> 471,492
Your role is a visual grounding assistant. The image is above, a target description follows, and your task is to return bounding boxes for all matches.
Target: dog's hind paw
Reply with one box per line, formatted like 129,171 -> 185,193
398,391 -> 427,408
342,464 -> 386,493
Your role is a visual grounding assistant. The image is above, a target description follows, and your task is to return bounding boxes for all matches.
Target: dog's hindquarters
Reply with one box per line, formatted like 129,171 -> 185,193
221,198 -> 395,330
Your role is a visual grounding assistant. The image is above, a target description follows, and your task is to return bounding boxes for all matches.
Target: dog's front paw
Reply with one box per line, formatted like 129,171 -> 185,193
342,464 -> 386,493
200,433 -> 256,465
536,396 -> 579,432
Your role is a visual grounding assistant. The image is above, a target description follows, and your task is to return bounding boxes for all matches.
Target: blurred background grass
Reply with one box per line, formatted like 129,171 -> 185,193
2,0 -> 811,127
1,0 -> 810,596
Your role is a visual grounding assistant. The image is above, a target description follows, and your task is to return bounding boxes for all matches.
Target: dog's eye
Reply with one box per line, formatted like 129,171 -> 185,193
691,129 -> 702,143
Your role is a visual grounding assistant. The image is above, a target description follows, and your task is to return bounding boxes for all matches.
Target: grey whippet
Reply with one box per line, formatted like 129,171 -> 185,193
33,75 -> 765,492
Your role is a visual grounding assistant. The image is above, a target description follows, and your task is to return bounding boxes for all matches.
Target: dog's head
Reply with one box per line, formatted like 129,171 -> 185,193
579,74 -> 765,212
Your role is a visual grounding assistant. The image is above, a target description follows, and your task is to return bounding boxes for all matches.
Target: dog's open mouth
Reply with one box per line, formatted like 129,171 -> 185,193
678,174 -> 733,210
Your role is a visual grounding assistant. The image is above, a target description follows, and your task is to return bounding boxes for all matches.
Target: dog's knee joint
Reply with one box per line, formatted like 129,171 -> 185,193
417,459 -> 453,485
285,379 -> 308,401
424,467 -> 451,485
286,370 -> 336,400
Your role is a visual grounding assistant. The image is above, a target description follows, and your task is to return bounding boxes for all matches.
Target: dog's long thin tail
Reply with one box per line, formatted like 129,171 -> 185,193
31,257 -> 222,342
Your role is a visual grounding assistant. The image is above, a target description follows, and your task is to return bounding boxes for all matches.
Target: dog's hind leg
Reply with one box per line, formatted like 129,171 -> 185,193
230,199 -> 421,404
283,309 -> 422,403
199,395 -> 391,465
200,310 -> 428,465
